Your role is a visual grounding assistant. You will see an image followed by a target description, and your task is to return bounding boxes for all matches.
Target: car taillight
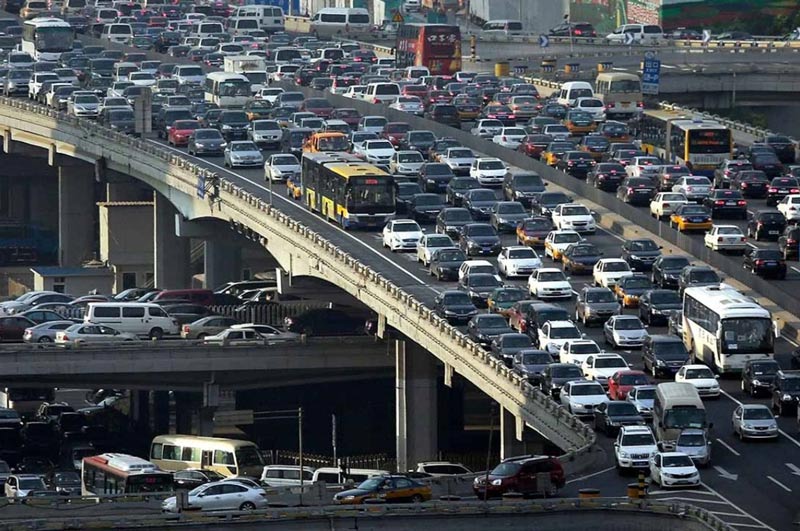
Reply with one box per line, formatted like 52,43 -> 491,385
737,200 -> 747,205
755,259 -> 765,266
714,200 -> 724,205
757,222 -> 763,228
741,182 -> 748,187
741,237 -> 746,241
509,114 -> 516,119
789,239 -> 797,244
637,102 -> 644,108
769,187 -> 778,192
574,29 -> 582,35
627,189 -> 634,195
502,136 -> 507,141
182,325 -> 189,333
373,99 -> 380,104
792,189 -> 800,193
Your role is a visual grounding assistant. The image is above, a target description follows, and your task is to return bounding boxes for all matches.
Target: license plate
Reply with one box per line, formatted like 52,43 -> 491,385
766,261 -> 777,265
726,201 -> 737,205
769,230 -> 779,234
621,103 -> 630,107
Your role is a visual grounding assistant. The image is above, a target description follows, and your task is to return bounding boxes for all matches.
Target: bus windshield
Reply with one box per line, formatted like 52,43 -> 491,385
609,79 -> 640,92
33,27 -> 73,52
347,178 -> 394,213
664,406 -> 705,429
234,446 -> 265,468
689,130 -> 730,154
721,318 -> 773,354
217,80 -> 250,96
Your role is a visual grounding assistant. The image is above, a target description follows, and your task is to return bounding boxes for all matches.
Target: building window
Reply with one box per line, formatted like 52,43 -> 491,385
122,272 -> 137,290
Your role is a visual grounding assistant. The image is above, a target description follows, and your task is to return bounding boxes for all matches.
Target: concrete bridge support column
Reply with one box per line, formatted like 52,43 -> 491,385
58,165 -> 96,266
151,391 -> 170,435
500,407 -> 525,461
203,239 -> 241,290
154,192 -> 191,289
395,340 -> 438,473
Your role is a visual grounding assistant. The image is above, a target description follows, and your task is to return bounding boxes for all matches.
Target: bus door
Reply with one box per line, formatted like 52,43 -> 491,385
201,450 -> 213,468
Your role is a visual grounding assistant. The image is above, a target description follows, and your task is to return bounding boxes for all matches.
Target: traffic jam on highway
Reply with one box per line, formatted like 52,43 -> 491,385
0,0 -> 797,524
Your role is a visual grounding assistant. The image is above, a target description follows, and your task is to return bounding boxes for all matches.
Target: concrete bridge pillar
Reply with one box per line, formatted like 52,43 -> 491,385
395,340 -> 438,473
153,192 -> 191,289
58,164 -> 97,266
500,407 -> 525,461
203,239 -> 241,290
151,390 -> 170,435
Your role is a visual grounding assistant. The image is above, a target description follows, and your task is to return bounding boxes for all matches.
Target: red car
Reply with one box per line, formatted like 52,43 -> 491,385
167,119 -> 201,147
301,97 -> 334,118
473,456 -> 565,498
427,89 -> 452,107
330,108 -> 361,127
382,122 -> 410,147
607,370 -> 650,400
518,134 -> 554,160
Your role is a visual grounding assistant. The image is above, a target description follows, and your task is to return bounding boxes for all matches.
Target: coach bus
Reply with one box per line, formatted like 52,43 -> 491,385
395,23 -> 461,76
302,153 -> 395,229
22,18 -> 73,62
594,72 -> 643,120
639,109 -> 733,176
149,435 -> 265,478
682,285 -> 774,373
81,453 -> 174,496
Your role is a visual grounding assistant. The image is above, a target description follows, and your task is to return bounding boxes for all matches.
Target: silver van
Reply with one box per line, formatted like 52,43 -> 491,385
260,465 -> 315,488
311,467 -> 389,485
84,302 -> 179,339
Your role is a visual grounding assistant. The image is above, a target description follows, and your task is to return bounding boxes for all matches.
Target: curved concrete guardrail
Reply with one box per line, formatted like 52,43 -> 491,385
0,98 -> 594,456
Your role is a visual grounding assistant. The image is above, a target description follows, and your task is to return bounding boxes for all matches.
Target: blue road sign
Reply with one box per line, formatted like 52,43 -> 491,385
197,175 -> 205,199
539,34 -> 549,48
642,56 -> 661,95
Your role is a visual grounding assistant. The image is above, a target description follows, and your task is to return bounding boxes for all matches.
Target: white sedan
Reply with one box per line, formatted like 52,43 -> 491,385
777,194 -> 800,222
593,258 -> 633,288
263,154 -> 300,183
416,233 -> 456,266
559,380 -> 608,417
383,220 -> 424,252
551,203 -> 596,233
492,127 -> 527,149
650,452 -> 700,488
356,139 -> 395,166
537,320 -> 583,355
650,192 -> 688,219
603,315 -> 648,349
544,230 -> 583,261
128,72 -> 157,87
440,147 -> 476,175
559,339 -> 602,366
203,328 -> 268,346
389,96 -> 424,115
389,150 -> 425,176
625,156 -> 662,178
497,246 -> 542,278
675,364 -> 720,398
55,324 -> 138,348
527,268 -> 573,299
162,480 -> 268,513
703,225 -> 747,253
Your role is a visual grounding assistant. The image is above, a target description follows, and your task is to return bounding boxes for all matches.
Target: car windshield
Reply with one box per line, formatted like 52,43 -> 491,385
443,292 -> 472,305
549,326 -> 580,339
469,265 -> 495,275
690,270 -> 720,283
608,402 -> 639,415
595,357 -> 627,368
605,262 -> 630,272
663,455 -> 694,468
479,316 -> 510,329
503,335 -> 532,348
522,219 -> 550,231
231,143 -> 257,152
470,190 -> 496,201
742,407 -> 773,420
721,318 -> 773,355
619,374 -> 649,386
437,250 -> 466,262
491,462 -> 521,477
629,240 -> 658,252
622,433 -> 655,446
614,318 -> 643,331
414,195 -> 443,207
426,236 -> 452,247
562,206 -> 590,216
662,257 -> 691,269
468,275 -> 500,288
650,291 -> 681,304
750,362 -> 779,376
19,478 -> 44,489
685,177 -> 711,186
508,248 -> 536,259
623,277 -> 651,289
235,446 -> 265,467
272,156 -> 298,166
449,149 -> 473,158
494,289 -> 527,303
398,152 -> 423,163
356,477 -> 383,490
393,222 -> 420,233
469,225 -> 496,237
634,388 -> 656,400
522,352 -> 552,365
553,233 -> 581,244
538,271 -> 566,282
571,383 -> 605,396
685,367 -> 713,379
665,407 -> 706,429
677,433 -> 706,447
195,130 -> 221,140
480,160 -> 505,170
571,342 -> 601,354
552,365 -> 584,378
498,203 -> 525,214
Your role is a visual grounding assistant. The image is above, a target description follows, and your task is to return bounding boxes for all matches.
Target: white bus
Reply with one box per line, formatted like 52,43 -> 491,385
22,18 -> 74,62
682,285 -> 775,373
149,435 -> 265,478
594,72 -> 643,120
81,453 -> 174,495
204,72 -> 251,108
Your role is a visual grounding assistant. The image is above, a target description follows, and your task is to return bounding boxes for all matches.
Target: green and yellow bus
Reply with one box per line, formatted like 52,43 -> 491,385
302,153 -> 395,229
638,109 -> 733,177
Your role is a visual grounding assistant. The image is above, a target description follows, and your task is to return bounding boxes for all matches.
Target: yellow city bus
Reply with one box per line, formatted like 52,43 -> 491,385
639,109 -> 733,177
149,435 -> 265,478
302,153 -> 395,229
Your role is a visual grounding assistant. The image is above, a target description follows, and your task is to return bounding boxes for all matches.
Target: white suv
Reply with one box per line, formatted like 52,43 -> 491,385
470,157 -> 508,186
614,426 -> 658,473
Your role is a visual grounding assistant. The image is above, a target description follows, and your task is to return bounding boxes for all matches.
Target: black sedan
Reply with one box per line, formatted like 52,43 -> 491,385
418,162 -> 455,193
593,401 -> 645,436
433,289 -> 478,324
750,152 -> 784,178
730,170 -> 769,198
462,189 -> 498,221
766,177 -> 800,206
651,255 -> 692,289
490,333 -> 534,366
467,313 -> 513,347
702,189 -> 748,219
621,238 -> 662,271
436,207 -> 473,239
561,242 -> 603,275
395,182 -> 422,214
556,151 -> 596,178
445,176 -> 480,207
173,469 -> 226,490
743,248 -> 787,279
429,248 -> 467,281
746,210 -> 786,241
409,193 -> 445,223
511,349 -> 554,384
778,226 -> 800,260
540,363 -> 585,398
459,273 -> 503,308
616,177 -> 656,206
588,162 -> 626,192
764,134 -> 796,164
459,223 -> 502,257
490,201 -> 528,233
638,289 -> 682,326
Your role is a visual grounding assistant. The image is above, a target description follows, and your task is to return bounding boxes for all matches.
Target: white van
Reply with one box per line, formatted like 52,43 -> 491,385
311,467 -> 389,485
60,0 -> 86,16
606,24 -> 663,45
228,18 -> 261,36
273,47 -> 303,65
310,8 -> 371,38
100,23 -> 133,45
260,465 -> 315,488
193,21 -> 225,37
85,302 -> 179,339
363,82 -> 400,104
557,81 -> 594,107
231,5 -> 284,33
404,66 -> 429,83
482,19 -> 523,36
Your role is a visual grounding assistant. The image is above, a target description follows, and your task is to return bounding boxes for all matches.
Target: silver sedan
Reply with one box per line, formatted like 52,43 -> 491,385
731,404 -> 778,440
22,320 -> 75,344
55,324 -> 139,348
224,141 -> 264,168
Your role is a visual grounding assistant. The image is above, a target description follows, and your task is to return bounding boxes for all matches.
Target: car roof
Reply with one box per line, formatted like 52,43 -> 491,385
620,425 -> 652,434
547,320 -> 575,328
683,364 -> 711,369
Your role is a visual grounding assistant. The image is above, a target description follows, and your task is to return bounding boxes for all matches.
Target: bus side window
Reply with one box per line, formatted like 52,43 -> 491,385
151,443 -> 163,459
213,450 -> 234,465
162,444 -> 180,460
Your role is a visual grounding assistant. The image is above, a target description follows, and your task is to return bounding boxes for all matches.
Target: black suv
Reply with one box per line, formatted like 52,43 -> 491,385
642,335 -> 689,378
746,210 -> 786,241
502,173 -> 546,206
424,104 -> 460,128
621,238 -> 661,271
771,371 -> 800,416
540,363 -> 586,398
741,358 -> 780,397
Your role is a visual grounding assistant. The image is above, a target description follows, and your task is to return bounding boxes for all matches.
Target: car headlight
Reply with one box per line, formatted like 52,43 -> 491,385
629,254 -> 640,260
344,495 -> 355,500
221,124 -> 232,129
473,477 -> 480,485
444,310 -> 456,315
656,359 -> 665,366
751,379 -> 761,386
491,479 -> 503,486
619,451 -> 629,458
782,393 -> 792,401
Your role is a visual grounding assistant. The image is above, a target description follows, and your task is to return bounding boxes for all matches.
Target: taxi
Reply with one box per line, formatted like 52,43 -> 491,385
541,141 -> 576,167
452,95 -> 481,121
516,217 -> 552,247
333,475 -> 432,505
544,229 -> 583,261
669,204 -> 713,232
613,274 -> 654,308
564,110 -> 597,135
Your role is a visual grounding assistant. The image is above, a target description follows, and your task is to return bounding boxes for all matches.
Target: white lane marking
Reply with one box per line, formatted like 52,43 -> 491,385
786,463 -> 800,476
791,266 -> 800,276
565,465 -> 616,484
709,511 -> 752,517
766,475 -> 792,493
700,482 -> 778,531
153,141 -> 441,295
713,465 -> 738,480
721,389 -> 800,449
650,496 -> 730,504
731,524 -> 779,529
715,438 -> 741,457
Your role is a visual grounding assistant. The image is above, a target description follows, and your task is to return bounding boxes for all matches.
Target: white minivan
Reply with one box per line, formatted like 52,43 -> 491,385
310,8 -> 371,38
556,81 -> 594,107
606,24 -> 663,45
100,23 -> 133,45
230,5 -> 284,33
363,82 -> 400,104
85,302 -> 179,339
